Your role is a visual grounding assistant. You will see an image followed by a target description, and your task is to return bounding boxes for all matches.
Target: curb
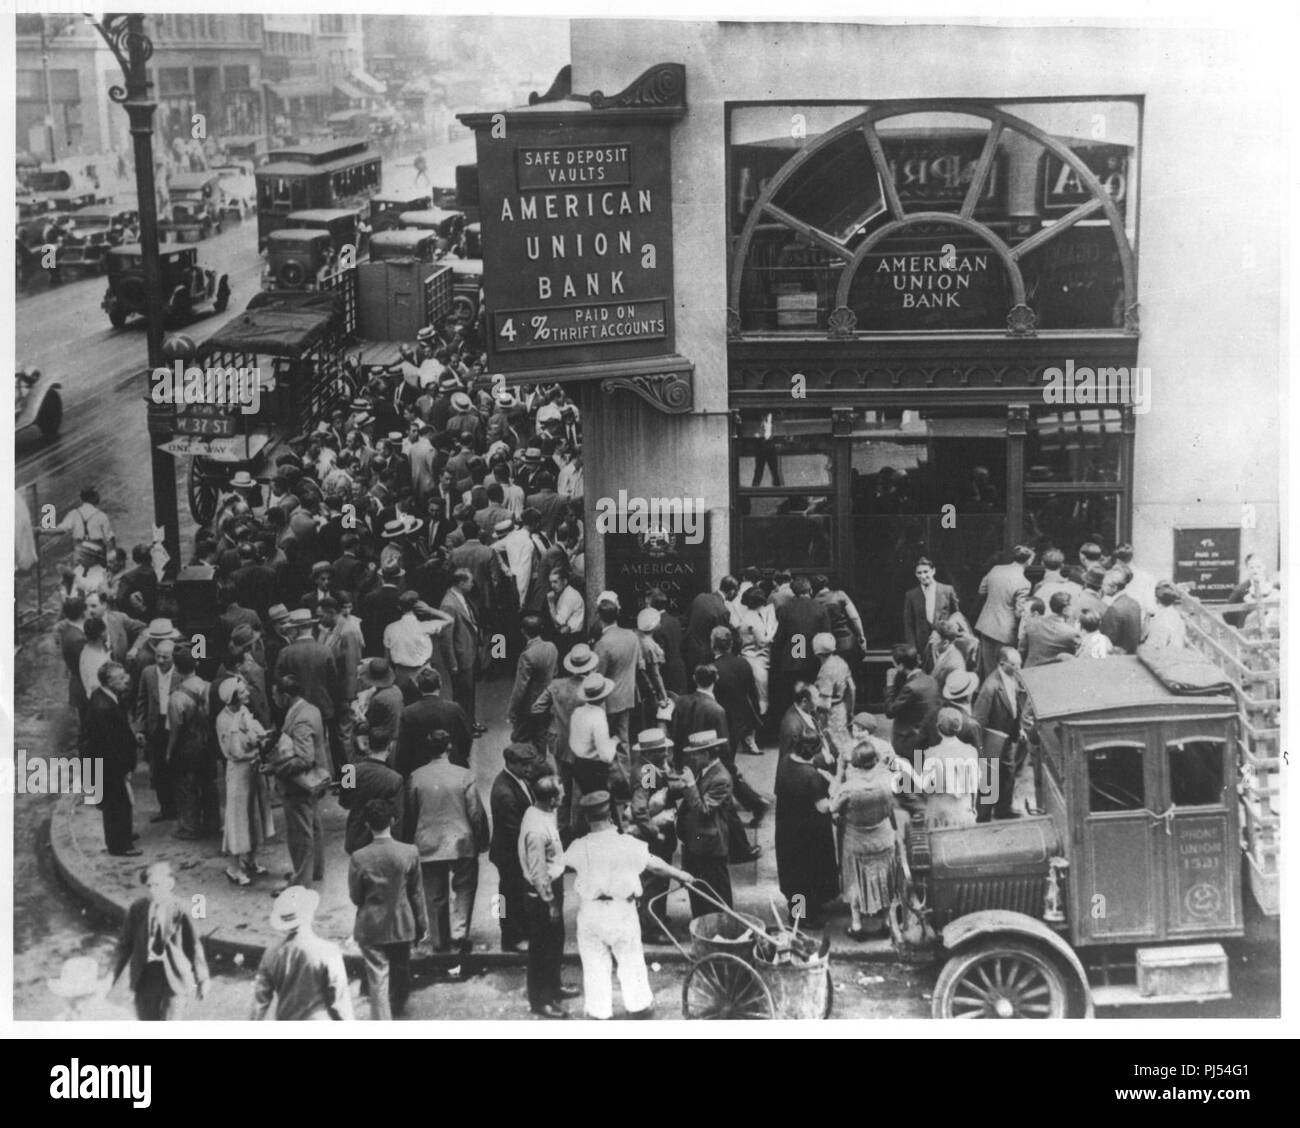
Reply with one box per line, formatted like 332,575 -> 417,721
49,795 -> 901,976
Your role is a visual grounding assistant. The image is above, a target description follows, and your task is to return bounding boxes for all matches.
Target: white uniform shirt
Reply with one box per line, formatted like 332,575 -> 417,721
563,827 -> 649,902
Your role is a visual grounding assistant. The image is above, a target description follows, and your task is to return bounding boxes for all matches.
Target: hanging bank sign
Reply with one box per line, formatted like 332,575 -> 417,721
460,65 -> 686,374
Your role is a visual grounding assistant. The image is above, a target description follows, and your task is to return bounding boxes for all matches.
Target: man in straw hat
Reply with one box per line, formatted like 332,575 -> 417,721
531,642 -> 599,841
275,607 -> 341,777
49,956 -> 123,1021
629,728 -> 686,943
111,861 -> 209,1020
131,631 -> 180,822
563,789 -> 691,1020
675,730 -> 743,917
251,886 -> 353,1020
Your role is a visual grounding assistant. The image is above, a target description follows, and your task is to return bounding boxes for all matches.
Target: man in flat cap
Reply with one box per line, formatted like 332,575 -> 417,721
563,790 -> 690,1020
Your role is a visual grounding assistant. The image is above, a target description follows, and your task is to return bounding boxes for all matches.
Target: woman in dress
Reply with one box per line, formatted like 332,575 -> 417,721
1143,581 -> 1189,649
774,733 -> 840,927
736,585 -> 776,743
215,676 -> 274,887
813,632 -> 855,762
832,742 -> 899,939
921,707 -> 981,831
635,607 -> 670,732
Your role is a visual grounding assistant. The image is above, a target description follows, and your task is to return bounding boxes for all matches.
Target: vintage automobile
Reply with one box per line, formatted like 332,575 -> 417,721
368,191 -> 433,232
262,228 -> 336,291
162,171 -> 224,240
396,207 -> 465,252
55,204 -> 140,275
367,228 -> 441,264
15,365 -> 63,440
448,256 -> 484,325
459,221 -> 482,259
283,208 -> 365,257
890,651 -> 1253,1018
102,243 -> 232,328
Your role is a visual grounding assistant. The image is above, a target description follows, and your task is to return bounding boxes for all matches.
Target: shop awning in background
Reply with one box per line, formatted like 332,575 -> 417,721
351,69 -> 387,95
265,78 -> 332,101
333,80 -> 367,102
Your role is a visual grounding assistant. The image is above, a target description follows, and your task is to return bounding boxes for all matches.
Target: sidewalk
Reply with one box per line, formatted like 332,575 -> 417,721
49,675 -> 896,969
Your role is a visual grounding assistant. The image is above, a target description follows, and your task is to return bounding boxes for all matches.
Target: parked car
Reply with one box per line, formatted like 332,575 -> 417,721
15,365 -> 63,440
161,172 -> 224,240
397,207 -> 466,251
283,208 -> 364,256
102,242 -> 231,328
262,228 -> 336,291
449,257 -> 484,326
55,204 -> 140,275
369,191 -> 433,232
368,228 -> 441,264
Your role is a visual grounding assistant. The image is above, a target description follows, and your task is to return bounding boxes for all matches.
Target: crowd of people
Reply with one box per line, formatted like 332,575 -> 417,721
45,372 -> 1259,1019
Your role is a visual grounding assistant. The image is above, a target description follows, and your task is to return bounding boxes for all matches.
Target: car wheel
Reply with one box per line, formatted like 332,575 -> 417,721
36,391 -> 63,440
932,938 -> 1072,1020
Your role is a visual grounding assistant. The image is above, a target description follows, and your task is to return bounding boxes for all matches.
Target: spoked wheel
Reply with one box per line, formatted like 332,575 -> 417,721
188,460 -> 220,524
932,939 -> 1070,1020
681,953 -> 774,1020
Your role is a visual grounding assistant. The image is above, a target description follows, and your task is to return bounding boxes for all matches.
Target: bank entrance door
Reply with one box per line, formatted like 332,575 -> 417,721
733,407 -> 1007,651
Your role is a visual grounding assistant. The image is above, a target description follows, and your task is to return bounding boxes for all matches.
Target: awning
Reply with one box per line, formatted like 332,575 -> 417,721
265,78 -> 332,101
158,433 -> 270,463
333,80 -> 367,102
351,69 -> 387,95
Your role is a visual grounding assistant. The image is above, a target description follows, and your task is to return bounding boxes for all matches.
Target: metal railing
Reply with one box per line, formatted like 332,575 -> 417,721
1179,590 -> 1280,915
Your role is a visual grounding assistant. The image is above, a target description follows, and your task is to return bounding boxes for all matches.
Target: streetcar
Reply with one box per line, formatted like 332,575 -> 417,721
254,138 -> 382,250
890,652 -> 1258,1018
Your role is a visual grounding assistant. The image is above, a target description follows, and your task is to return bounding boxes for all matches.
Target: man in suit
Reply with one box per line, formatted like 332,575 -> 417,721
884,644 -> 941,762
1024,591 -> 1083,667
1101,565 -> 1145,655
1032,548 -> 1084,619
393,666 -> 473,774
230,542 -> 277,623
166,646 -> 219,841
676,731 -> 738,916
647,588 -> 688,696
509,614 -> 558,747
973,646 -> 1025,821
338,721 -> 405,853
669,664 -> 729,759
407,729 -> 490,954
85,591 -> 146,666
778,681 -> 822,761
593,591 -> 640,753
349,800 -> 429,1020
902,556 -> 961,671
361,560 -> 405,658
770,576 -> 831,723
683,582 -> 733,675
85,662 -> 140,855
409,422 -> 438,504
525,471 -> 565,539
274,609 -> 340,777
132,638 -> 177,822
975,545 -> 1033,679
448,524 -> 496,622
111,862 -> 209,1020
274,673 -> 330,892
440,568 -> 484,732
490,742 -> 543,952
708,627 -> 770,825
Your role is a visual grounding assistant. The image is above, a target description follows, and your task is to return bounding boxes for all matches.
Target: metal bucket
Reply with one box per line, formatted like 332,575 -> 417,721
688,911 -> 767,961
754,948 -> 833,1020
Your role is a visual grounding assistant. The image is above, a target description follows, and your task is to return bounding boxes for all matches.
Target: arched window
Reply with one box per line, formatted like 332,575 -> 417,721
728,100 -> 1138,338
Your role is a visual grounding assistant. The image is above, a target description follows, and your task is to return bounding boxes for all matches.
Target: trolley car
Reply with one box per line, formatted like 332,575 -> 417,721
254,138 -> 382,250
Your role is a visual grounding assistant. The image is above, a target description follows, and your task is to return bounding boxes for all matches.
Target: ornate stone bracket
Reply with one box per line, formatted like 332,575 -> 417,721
601,370 -> 693,414
589,63 -> 686,111
827,306 -> 857,339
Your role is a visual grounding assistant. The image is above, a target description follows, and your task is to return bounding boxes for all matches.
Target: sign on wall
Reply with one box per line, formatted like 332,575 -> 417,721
1172,527 -> 1241,602
603,514 -> 711,622
473,121 -> 676,370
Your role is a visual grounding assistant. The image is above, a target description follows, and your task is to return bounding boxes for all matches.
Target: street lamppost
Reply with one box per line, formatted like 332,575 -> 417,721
91,13 -> 181,567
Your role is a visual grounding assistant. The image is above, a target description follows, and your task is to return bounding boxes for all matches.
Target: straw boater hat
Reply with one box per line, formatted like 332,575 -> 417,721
287,608 -> 317,630
492,517 -> 515,539
632,728 -> 673,755
416,326 -> 437,343
270,886 -> 319,932
438,373 -> 461,392
349,397 -> 371,413
386,431 -> 405,444
383,514 -> 425,539
943,670 -> 980,702
563,644 -> 599,675
493,388 -> 518,409
580,673 -> 614,703
145,618 -> 182,641
230,471 -> 257,490
48,956 -> 110,1000
685,730 -> 727,755
520,447 -> 543,464
450,391 -> 474,413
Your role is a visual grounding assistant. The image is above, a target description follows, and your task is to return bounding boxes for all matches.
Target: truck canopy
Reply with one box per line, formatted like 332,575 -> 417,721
202,291 -> 344,358
1019,653 -> 1234,721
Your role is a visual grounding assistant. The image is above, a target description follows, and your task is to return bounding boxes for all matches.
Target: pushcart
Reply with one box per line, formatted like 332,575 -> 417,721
646,879 -> 834,1020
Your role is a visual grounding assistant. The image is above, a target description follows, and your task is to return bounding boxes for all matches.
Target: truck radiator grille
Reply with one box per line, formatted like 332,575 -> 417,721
945,876 -> 1047,919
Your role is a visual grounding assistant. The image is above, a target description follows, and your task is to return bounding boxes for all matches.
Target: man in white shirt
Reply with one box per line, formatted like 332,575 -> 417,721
563,790 -> 689,1020
52,486 -> 115,551
518,775 -> 579,1018
383,591 -> 454,686
493,518 -> 535,608
546,567 -> 585,651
